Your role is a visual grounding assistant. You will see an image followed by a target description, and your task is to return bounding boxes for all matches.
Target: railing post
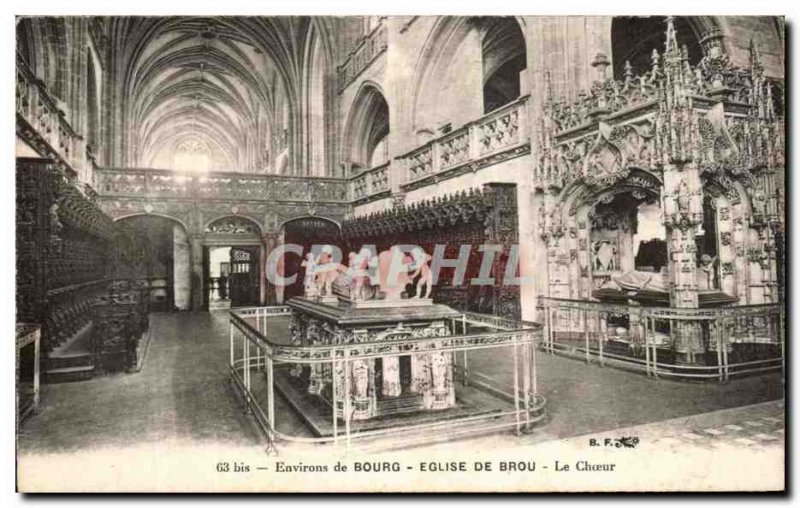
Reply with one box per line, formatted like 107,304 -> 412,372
331,349 -> 338,446
597,310 -> 604,367
461,314 -> 469,385
33,328 -> 40,413
266,353 -> 275,433
722,316 -> 730,381
584,308 -> 590,364
512,335 -> 521,435
531,329 -> 538,399
780,310 -> 785,377
522,333 -> 532,430
644,315 -> 651,376
545,306 -> 551,354
652,322 -> 659,379
243,331 -> 252,413
344,349 -> 352,452
716,317 -> 724,382
229,320 -> 235,370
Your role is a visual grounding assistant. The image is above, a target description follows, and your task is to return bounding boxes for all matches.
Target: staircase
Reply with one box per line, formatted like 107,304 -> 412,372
43,322 -> 96,383
377,392 -> 424,416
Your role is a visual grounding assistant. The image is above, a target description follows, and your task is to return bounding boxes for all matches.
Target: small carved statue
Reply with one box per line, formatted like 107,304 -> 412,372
382,356 -> 402,397
409,246 -> 433,299
49,200 -> 63,236
301,252 -> 318,298
314,245 -> 338,297
352,360 -> 370,401
347,248 -> 374,301
698,254 -> 718,290
676,178 -> 691,215
751,191 -> 767,216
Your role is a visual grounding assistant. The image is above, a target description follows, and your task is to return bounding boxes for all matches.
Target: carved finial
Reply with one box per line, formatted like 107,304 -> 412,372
749,38 -> 764,76
544,69 -> 554,106
766,82 -> 775,119
623,60 -> 633,84
591,52 -> 610,81
664,16 -> 678,55
650,48 -> 660,78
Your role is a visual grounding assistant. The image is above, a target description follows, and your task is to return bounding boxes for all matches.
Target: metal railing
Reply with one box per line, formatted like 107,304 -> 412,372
229,305 -> 546,452
540,297 -> 784,382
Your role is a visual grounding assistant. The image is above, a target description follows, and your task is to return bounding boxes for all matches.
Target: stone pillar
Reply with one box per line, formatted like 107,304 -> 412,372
262,231 -> 281,306
189,234 -> 204,311
663,163 -> 705,364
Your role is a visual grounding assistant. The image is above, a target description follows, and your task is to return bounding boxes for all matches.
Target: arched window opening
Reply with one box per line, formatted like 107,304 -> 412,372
611,16 -> 703,79
173,138 -> 212,173
696,196 -> 720,291
369,134 -> 389,168
481,17 -> 527,114
633,202 -> 668,274
343,85 -> 390,175
16,19 -> 34,68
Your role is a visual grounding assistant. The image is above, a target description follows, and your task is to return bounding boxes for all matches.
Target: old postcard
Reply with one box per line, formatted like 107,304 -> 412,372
13,11 -> 786,493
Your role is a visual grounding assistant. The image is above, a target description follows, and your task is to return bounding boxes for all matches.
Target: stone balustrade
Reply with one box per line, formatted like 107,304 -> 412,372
94,167 -> 350,204
337,19 -> 388,93
350,161 -> 390,203
398,95 -> 530,191
16,57 -> 90,182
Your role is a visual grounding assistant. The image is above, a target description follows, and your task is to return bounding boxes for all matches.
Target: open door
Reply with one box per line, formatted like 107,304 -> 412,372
229,246 -> 260,307
202,246 -> 211,310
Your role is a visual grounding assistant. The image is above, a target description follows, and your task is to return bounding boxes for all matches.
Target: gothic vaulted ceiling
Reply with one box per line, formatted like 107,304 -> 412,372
109,16 -> 333,173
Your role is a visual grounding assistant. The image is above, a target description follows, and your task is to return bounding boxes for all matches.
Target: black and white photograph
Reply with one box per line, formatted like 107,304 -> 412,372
9,4 -> 787,494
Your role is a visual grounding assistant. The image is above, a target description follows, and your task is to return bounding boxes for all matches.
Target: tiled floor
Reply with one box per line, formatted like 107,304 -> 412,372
18,310 -> 784,457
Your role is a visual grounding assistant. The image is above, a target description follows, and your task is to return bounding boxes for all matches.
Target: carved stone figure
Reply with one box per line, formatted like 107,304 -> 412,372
592,240 -> 617,272
350,359 -> 373,420
381,356 -> 402,397
409,247 -> 433,299
376,249 -> 417,300
301,252 -> 318,298
698,254 -> 718,290
429,352 -> 454,409
676,178 -> 691,215
313,245 -> 346,298
49,201 -> 63,237
751,191 -> 767,216
346,248 -> 375,301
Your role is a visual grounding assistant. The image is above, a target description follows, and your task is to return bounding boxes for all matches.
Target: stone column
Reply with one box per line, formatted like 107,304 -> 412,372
262,231 -> 281,306
189,234 -> 204,311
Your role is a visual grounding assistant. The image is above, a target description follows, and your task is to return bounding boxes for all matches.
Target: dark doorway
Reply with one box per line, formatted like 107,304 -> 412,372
229,245 -> 260,307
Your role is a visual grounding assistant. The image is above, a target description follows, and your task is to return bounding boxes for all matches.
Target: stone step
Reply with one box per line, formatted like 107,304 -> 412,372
43,365 -> 96,384
45,351 -> 95,370
377,393 -> 424,416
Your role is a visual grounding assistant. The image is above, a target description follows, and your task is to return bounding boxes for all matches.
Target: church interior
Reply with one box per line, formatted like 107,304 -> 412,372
15,15 -> 784,458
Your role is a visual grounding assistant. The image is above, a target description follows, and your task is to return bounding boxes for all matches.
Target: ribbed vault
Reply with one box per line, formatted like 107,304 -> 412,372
109,16 -> 335,174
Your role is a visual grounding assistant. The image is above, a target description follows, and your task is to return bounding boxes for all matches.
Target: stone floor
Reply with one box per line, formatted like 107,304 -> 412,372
18,310 -> 784,456
18,311 -> 265,456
